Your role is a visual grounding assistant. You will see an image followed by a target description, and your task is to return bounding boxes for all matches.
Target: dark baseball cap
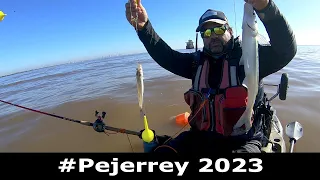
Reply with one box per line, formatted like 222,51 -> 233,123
196,9 -> 228,32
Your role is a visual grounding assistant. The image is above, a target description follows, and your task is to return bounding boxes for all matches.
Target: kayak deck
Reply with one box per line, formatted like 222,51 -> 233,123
261,111 -> 286,153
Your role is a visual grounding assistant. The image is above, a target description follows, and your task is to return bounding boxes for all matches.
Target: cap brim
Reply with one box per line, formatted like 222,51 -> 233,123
196,19 -> 227,32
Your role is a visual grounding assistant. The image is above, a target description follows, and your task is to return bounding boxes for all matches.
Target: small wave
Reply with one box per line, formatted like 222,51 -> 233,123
0,69 -> 85,89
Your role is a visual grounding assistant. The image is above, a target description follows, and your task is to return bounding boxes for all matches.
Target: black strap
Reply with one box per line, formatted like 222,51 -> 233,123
191,51 -> 201,80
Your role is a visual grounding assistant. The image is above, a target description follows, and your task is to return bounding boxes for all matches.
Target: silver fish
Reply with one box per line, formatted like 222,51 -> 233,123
233,2 -> 259,134
136,63 -> 144,114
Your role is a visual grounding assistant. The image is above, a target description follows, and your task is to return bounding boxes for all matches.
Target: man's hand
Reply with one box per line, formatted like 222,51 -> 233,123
125,0 -> 148,31
245,0 -> 269,11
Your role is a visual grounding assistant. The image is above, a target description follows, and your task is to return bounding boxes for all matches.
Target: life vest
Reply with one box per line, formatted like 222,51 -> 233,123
184,46 -> 254,136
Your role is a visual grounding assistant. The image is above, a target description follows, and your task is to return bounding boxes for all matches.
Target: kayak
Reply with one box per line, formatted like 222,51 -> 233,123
259,73 -> 303,153
261,108 -> 286,153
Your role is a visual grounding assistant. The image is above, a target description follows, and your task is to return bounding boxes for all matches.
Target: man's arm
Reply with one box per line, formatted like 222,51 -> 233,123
137,20 -> 195,80
256,0 -> 297,80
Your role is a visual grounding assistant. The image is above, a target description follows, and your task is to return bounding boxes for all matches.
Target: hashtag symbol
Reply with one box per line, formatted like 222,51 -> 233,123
58,158 -> 76,172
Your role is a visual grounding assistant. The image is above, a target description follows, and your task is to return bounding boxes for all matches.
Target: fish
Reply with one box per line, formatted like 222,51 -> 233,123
136,63 -> 154,143
136,63 -> 144,115
233,2 -> 259,135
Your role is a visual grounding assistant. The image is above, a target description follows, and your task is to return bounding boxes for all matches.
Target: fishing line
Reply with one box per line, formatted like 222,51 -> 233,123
129,0 -> 139,32
104,130 -> 117,136
126,134 -> 135,152
161,99 -> 209,146
129,0 -> 154,145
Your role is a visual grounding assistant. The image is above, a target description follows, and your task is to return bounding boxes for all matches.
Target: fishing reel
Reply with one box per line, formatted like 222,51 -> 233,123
93,110 -> 107,133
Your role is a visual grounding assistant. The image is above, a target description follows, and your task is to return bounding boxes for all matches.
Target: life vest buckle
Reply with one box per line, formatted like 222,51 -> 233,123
201,88 -> 218,100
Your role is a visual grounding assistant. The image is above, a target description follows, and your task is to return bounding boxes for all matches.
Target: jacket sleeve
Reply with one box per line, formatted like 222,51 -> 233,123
137,20 -> 195,79
256,0 -> 297,80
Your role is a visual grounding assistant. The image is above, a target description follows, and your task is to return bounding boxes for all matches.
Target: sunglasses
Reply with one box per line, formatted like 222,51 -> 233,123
200,25 -> 227,38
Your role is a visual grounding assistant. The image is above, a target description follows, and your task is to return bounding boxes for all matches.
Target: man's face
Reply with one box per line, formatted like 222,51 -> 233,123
201,22 -> 233,54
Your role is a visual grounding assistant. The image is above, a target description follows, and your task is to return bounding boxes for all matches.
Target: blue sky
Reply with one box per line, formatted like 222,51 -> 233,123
1,0 -> 319,76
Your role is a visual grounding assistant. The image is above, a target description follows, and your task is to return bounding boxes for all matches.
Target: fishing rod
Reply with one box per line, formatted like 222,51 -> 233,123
0,99 -> 141,137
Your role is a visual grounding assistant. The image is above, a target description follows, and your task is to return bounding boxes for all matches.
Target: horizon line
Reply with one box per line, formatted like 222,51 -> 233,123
1,44 -> 318,78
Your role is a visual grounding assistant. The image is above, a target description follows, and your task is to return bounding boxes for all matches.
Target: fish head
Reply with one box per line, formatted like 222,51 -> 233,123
242,3 -> 258,36
136,63 -> 143,77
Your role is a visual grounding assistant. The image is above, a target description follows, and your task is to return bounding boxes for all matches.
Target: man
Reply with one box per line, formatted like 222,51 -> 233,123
125,0 -> 297,153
